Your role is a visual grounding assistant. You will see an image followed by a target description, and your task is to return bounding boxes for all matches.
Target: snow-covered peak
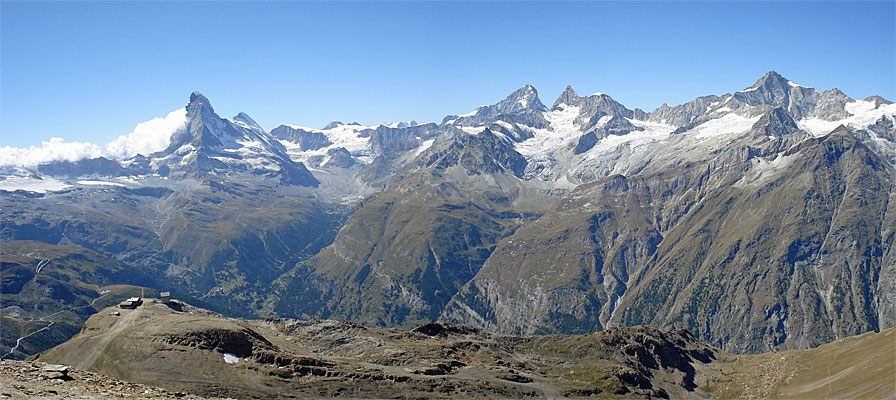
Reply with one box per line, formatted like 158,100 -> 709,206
441,85 -> 546,127
232,112 -> 264,132
497,84 -> 546,114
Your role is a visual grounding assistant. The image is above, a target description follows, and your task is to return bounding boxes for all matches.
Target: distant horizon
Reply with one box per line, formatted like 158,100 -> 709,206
2,1 -> 894,151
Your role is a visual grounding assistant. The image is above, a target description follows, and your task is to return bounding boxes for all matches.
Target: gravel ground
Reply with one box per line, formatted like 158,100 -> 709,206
0,360 -> 226,400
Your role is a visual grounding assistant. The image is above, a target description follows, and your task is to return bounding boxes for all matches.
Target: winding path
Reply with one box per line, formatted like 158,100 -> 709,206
1,293 -> 109,360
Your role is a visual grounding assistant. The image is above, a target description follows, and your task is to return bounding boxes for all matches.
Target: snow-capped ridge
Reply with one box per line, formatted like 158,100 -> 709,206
232,112 -> 264,132
798,99 -> 896,137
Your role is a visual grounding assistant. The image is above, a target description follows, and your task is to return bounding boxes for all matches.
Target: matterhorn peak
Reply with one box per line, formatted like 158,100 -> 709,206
189,91 -> 214,111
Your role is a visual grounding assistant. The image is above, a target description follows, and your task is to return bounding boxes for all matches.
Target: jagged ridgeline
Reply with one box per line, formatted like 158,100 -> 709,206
2,71 -> 895,358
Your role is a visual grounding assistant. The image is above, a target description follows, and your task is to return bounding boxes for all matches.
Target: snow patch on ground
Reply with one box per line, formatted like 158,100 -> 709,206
690,114 -> 762,139
457,109 -> 479,118
0,176 -> 71,193
798,100 -> 896,137
76,180 -> 126,187
460,126 -> 487,135
734,153 -> 797,188
584,118 -> 675,158
279,123 -> 376,164
223,353 -> 240,364
514,104 -> 581,156
414,139 -> 435,157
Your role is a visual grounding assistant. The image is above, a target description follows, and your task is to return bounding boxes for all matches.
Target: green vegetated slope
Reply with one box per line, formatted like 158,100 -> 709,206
620,128 -> 893,353
703,327 -> 896,399
153,179 -> 344,316
0,240 -> 151,359
0,178 -> 345,320
275,130 -> 549,326
443,126 -> 895,354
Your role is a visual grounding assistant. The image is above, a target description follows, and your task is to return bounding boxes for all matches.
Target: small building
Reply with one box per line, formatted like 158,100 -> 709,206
160,292 -> 171,303
119,296 -> 143,309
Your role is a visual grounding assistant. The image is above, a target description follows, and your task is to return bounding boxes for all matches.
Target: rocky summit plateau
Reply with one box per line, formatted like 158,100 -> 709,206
25,298 -> 896,399
2,71 -> 896,397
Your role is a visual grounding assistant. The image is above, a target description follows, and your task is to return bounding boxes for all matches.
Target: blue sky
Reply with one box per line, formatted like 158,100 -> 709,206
2,1 -> 894,149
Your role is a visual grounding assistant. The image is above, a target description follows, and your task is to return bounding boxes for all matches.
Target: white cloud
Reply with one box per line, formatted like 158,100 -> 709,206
0,108 -> 187,167
104,108 -> 187,159
0,137 -> 104,168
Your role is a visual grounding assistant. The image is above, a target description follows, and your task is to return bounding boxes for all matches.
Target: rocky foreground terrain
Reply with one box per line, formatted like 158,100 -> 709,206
0,360 -> 222,400
13,299 -> 892,399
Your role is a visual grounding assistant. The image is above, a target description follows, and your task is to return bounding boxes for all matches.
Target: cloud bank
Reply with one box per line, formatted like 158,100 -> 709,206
0,108 -> 187,168
0,138 -> 104,168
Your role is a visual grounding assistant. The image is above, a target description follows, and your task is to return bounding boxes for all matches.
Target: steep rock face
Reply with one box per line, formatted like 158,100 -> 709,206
367,123 -> 440,157
443,124 -> 895,354
269,125 -> 332,151
420,129 -> 528,178
441,175 -> 661,335
323,147 -> 355,168
616,128 -> 893,354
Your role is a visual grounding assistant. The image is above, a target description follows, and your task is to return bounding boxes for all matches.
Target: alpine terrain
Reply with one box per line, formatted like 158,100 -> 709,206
2,71 -> 896,363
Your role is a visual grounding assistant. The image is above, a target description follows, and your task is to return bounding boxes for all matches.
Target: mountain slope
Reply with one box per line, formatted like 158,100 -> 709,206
442,125 -> 894,353
0,240 -> 154,360
275,128 -> 547,326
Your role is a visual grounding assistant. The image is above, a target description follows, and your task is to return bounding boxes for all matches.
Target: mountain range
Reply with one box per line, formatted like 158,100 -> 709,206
2,71 -> 895,358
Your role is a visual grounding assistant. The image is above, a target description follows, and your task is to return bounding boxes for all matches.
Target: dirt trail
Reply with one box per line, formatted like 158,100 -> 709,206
75,305 -> 140,370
